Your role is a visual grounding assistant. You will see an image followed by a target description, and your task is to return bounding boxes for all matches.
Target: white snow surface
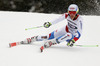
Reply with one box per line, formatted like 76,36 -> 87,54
0,11 -> 100,66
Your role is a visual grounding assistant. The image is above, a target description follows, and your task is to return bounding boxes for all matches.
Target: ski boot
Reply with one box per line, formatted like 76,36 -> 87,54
40,39 -> 59,52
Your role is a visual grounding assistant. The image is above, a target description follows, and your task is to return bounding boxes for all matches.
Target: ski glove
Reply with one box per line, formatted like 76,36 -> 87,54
67,39 -> 75,47
44,22 -> 52,28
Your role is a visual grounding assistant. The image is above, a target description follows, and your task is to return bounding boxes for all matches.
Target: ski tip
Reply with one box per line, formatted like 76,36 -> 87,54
9,42 -> 19,48
40,46 -> 44,53
40,49 -> 43,52
9,43 -> 14,48
9,43 -> 11,48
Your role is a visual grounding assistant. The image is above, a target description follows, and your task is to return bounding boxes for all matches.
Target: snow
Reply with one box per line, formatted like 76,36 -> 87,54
0,11 -> 100,66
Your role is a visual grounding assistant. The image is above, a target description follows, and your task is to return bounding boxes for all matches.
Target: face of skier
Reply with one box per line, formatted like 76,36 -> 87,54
69,11 -> 76,20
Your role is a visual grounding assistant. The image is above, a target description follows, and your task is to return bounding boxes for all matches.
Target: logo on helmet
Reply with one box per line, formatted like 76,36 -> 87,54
70,7 -> 75,10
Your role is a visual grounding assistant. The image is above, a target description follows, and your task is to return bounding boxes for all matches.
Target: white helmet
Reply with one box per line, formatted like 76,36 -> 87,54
68,4 -> 79,14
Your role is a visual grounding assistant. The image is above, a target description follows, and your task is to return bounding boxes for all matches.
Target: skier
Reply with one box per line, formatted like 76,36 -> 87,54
9,4 -> 83,52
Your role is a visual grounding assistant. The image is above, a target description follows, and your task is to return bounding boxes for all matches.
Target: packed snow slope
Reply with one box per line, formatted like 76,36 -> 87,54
0,11 -> 100,66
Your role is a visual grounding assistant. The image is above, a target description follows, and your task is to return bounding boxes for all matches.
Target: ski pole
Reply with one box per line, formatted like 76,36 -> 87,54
25,26 -> 44,30
74,44 -> 99,47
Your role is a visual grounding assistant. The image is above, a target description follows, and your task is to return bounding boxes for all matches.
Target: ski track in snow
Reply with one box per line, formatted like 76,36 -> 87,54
0,11 -> 100,66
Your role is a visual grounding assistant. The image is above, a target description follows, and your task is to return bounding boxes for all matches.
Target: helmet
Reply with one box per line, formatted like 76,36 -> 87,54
68,4 -> 79,14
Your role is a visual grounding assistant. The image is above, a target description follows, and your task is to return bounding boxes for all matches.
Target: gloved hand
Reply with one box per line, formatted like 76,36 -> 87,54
67,39 -> 75,47
44,22 -> 52,28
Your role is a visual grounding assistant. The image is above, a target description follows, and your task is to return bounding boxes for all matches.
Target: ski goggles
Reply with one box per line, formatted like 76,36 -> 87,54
68,11 -> 76,15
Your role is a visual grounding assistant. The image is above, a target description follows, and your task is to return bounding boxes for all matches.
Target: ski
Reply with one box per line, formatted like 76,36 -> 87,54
40,46 -> 44,52
9,42 -> 20,48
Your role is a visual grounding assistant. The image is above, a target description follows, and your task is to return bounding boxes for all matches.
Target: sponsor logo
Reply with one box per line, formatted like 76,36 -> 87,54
68,23 -> 77,29
67,19 -> 77,25
61,35 -> 70,40
70,7 -> 75,10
